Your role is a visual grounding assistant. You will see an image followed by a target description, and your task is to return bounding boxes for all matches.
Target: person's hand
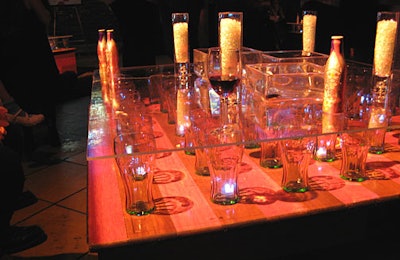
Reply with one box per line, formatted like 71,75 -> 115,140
0,106 -> 9,140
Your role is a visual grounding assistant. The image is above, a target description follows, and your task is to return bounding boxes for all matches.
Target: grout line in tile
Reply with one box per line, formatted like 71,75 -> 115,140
12,202 -> 56,226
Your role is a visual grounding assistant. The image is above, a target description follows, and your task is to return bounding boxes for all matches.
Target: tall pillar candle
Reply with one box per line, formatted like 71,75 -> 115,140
218,12 -> 242,78
302,10 -> 317,54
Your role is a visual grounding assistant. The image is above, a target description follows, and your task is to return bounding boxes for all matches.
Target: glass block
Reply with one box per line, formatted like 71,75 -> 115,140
245,62 -> 325,98
262,50 -> 329,66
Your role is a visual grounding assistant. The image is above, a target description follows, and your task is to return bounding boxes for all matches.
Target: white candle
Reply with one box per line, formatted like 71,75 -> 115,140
219,17 -> 242,77
173,22 -> 189,63
373,19 -> 397,77
303,13 -> 317,53
219,18 -> 241,51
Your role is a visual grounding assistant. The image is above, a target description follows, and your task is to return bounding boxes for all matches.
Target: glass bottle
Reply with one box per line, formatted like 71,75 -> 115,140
106,29 -> 120,110
316,35 -> 346,162
97,29 -> 106,67
97,29 -> 108,102
322,35 -> 346,131
106,29 -> 119,78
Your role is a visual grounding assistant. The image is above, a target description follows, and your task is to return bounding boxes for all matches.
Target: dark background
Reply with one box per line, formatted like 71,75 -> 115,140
49,0 -> 400,67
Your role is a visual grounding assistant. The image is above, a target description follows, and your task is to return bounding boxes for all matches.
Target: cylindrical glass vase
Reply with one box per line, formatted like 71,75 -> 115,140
172,13 -> 191,136
368,12 -> 398,154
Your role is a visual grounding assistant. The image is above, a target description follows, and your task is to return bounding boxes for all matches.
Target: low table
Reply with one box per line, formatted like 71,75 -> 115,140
86,67 -> 400,259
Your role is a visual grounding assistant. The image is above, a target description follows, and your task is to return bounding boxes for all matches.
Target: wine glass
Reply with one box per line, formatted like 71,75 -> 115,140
207,47 -> 242,125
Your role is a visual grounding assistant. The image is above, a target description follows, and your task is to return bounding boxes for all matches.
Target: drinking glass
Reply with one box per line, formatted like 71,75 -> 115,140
260,138 -> 282,169
113,75 -> 142,113
207,47 -> 242,125
315,112 -> 344,163
114,132 -> 157,216
340,130 -> 370,182
204,125 -> 244,205
149,74 -> 165,112
340,104 -> 372,182
314,134 -> 338,162
273,98 -> 322,192
187,108 -> 217,175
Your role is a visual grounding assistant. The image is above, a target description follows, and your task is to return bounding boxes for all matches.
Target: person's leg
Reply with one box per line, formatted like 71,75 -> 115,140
0,145 -> 47,256
0,145 -> 25,233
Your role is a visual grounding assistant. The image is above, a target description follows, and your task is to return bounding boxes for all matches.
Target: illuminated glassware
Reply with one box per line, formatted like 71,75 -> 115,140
316,35 -> 347,162
368,12 -> 399,154
172,12 -> 191,137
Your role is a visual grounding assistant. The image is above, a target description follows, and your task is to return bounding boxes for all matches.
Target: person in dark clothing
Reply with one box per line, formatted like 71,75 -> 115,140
105,0 -> 165,67
0,106 -> 47,256
243,0 -> 276,51
266,0 -> 288,50
0,0 -> 62,150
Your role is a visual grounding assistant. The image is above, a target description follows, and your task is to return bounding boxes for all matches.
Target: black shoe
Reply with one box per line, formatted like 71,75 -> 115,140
14,191 -> 38,211
0,225 -> 47,254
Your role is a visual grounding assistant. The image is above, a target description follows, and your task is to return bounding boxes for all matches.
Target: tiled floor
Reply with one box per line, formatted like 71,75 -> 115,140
2,92 -> 97,259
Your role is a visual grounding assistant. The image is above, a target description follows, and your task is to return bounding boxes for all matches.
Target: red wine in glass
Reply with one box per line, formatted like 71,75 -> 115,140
209,75 -> 241,98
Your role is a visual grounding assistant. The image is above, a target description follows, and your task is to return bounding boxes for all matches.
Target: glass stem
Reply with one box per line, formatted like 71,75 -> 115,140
220,96 -> 229,125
